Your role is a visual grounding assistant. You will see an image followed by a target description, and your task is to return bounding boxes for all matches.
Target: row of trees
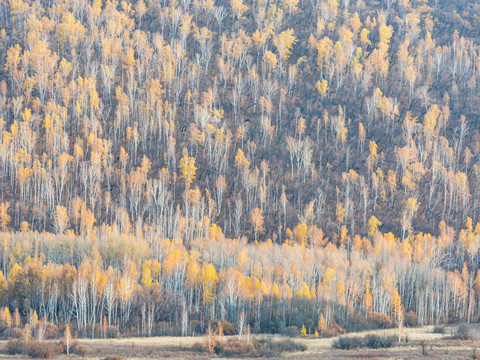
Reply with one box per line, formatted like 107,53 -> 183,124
0,221 -> 477,337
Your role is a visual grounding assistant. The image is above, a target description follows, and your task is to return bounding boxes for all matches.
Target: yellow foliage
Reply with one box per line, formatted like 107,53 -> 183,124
0,203 -> 10,230
270,282 -> 280,299
316,79 -> 328,97
369,140 -> 378,158
322,267 -> 336,286
235,148 -> 250,169
295,282 -> 311,298
231,0 -> 248,19
273,29 -> 297,61
200,262 -> 218,304
318,313 -> 326,332
367,215 -> 382,236
294,223 -> 308,244
237,249 -> 248,268
210,223 -> 223,240
141,264 -> 153,287
179,151 -> 197,184
300,324 -> 307,337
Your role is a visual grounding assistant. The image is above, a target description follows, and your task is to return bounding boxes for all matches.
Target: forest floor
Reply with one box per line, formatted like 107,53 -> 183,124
0,324 -> 479,359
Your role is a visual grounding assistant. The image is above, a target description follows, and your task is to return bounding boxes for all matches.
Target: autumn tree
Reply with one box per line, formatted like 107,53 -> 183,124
250,207 -> 264,241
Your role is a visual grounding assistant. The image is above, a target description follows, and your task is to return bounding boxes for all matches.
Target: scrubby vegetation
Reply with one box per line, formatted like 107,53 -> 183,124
7,339 -> 66,359
193,338 -> 307,357
332,334 -> 397,350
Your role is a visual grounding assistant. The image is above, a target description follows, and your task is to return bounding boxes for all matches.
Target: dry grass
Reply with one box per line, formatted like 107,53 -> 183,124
289,326 -> 442,355
83,335 -> 205,347
286,324 -> 480,360
0,325 -> 477,359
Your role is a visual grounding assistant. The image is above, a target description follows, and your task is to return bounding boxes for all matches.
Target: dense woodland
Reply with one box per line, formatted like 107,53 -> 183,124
0,0 -> 477,339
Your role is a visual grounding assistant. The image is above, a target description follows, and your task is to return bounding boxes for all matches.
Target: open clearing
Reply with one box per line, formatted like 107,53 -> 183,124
0,325 -> 478,359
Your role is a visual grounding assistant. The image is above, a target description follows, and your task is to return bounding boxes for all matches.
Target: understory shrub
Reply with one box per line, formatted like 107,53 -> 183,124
194,338 -> 306,357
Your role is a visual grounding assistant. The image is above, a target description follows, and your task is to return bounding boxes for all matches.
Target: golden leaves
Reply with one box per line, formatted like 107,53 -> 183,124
316,79 -> 328,97
273,29 -> 297,61
179,150 -> 197,184
234,148 -> 249,169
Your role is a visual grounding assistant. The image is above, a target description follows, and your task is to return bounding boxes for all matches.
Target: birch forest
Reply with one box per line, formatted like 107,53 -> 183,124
0,0 -> 478,339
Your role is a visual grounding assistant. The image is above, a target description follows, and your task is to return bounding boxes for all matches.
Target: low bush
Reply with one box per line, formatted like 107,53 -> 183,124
213,339 -> 251,357
270,339 -> 307,352
324,321 -> 346,337
404,311 -> 418,327
44,322 -> 59,339
202,338 -> 306,357
455,325 -> 471,340
333,334 -> 397,350
191,342 -> 206,353
7,339 -> 25,355
211,320 -> 235,335
432,325 -> 445,334
371,313 -> 394,329
220,321 -> 236,335
332,336 -> 364,350
70,341 -> 90,356
364,334 -> 396,349
104,356 -> 125,360
26,341 -> 56,359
